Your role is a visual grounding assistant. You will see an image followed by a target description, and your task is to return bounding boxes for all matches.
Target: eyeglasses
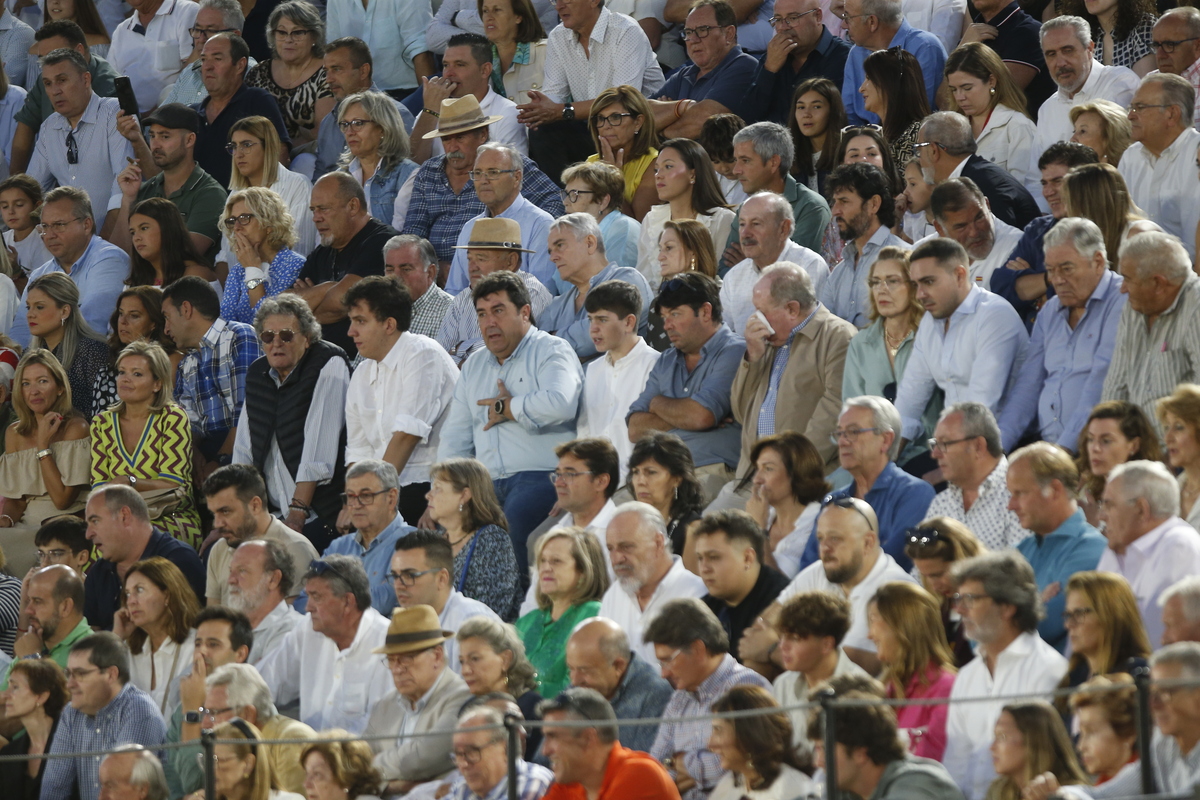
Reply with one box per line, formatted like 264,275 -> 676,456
223,213 -> 257,228
1152,36 -> 1200,53
561,188 -> 595,204
383,647 -> 436,668
388,568 -> 438,586
35,548 -> 70,562
839,11 -> 873,21
259,329 -> 297,345
1128,103 -> 1171,114
868,276 -> 908,291
226,140 -> 260,154
950,592 -> 989,609
36,217 -> 84,236
927,435 -> 977,453
822,496 -> 875,531
469,168 -> 518,182
64,667 -> 100,681
656,648 -> 684,669
840,124 -> 883,135
549,470 -> 595,484
593,112 -> 635,128
912,141 -> 946,154
340,489 -> 385,507
682,25 -> 723,41
66,130 -> 77,165
338,118 -> 373,132
905,526 -> 943,547
768,9 -> 819,27
829,426 -> 881,444
452,741 -> 502,766
1062,607 -> 1095,626
273,28 -> 312,40
189,25 -> 237,38
199,705 -> 234,718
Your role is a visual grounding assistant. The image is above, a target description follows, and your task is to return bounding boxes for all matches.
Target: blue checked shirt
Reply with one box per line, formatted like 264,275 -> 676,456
757,307 -> 818,437
40,683 -> 167,800
448,757 -> 554,800
174,318 -> 261,439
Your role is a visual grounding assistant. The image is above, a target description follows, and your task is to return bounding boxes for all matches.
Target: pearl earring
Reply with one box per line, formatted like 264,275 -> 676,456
458,502 -> 463,513
989,87 -> 996,95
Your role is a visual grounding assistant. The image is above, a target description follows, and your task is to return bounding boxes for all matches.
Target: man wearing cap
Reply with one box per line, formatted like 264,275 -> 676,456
436,217 -> 553,366
364,605 -> 473,796
106,102 -> 227,261
402,94 -> 564,279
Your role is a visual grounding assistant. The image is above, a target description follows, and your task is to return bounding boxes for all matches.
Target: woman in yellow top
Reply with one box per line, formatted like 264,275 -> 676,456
587,85 -> 660,222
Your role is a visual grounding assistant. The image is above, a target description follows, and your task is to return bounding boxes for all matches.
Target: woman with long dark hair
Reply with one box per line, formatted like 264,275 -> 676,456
627,432 -> 705,570
708,685 -> 813,800
789,77 -> 846,195
92,286 -> 180,413
1057,0 -> 1158,76
860,48 -> 930,164
1075,400 -> 1161,525
126,198 -> 215,287
987,702 -> 1087,800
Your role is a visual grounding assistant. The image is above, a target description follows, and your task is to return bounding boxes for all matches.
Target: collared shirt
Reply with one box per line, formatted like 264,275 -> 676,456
326,0 -> 432,90
773,649 -> 867,748
315,91 -> 415,179
843,20 -> 946,125
258,605 -> 394,733
161,59 -> 207,107
542,263 -> 652,359
976,103 -> 1039,194
543,7 -> 664,103
108,0 -> 197,113
895,286 -> 1028,441
609,651 -> 674,753
437,272 -> 553,365
348,156 -> 420,229
598,210 -> 640,268
324,514 -> 416,615
449,757 -> 554,800
248,599 -> 304,666
650,655 -> 771,800
345,331 -> 458,487
638,203 -> 736,288
174,317 -> 261,439
403,155 -> 564,264
627,325 -> 746,468
421,87 -> 529,158
411,284 -> 454,339
1098,516 -> 1200,648
16,53 -> 120,133
1182,59 -> 1200,131
1102,272 -> 1200,433
999,269 -> 1126,450
205,517 -> 319,605
747,26 -> 849,125
819,225 -> 907,328
40,683 -> 167,800
0,616 -> 90,690
0,82 -> 24,167
1016,508 -> 1107,652
26,93 -> 131,225
0,9 -> 34,90
84,529 -> 206,631
580,337 -> 660,478
445,193 -> 559,295
599,555 -> 707,665
366,667 -> 473,782
721,240 -> 828,334
653,45 -> 759,119
724,174 -> 832,257
901,0 -> 966,54
1080,729 -> 1200,799
1119,126 -> 1200,256
943,631 -> 1068,800
757,311 -> 817,436
194,83 -> 291,186
123,163 -> 231,258
440,589 -> 501,673
10,235 -> 129,346
964,216 -> 1024,287
439,326 -> 583,479
926,456 -> 1031,552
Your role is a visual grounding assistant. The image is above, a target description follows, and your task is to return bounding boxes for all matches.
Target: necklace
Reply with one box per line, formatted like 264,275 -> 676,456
448,530 -> 474,548
883,324 -> 911,356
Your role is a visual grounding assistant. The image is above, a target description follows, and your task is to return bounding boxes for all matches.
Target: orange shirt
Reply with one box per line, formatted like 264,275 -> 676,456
543,744 -> 682,800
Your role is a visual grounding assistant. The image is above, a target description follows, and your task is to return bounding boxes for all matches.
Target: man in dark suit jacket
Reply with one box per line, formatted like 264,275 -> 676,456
916,111 -> 1041,229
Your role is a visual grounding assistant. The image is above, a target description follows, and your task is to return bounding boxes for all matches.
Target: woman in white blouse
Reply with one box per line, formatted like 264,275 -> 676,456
708,685 -> 815,800
943,43 -> 1038,194
635,138 -> 735,287
114,556 -> 200,715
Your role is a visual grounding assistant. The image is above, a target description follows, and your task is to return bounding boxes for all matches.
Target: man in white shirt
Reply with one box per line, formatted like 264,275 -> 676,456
1162,577 -> 1200,646
257,555 -> 394,734
108,0 -> 198,114
390,530 -> 500,673
720,192 -> 826,334
1097,460 -> 1200,648
943,551 -> 1068,800
225,539 -> 304,666
598,502 -> 706,665
894,237 -> 1028,450
1118,73 -> 1200,257
345,275 -> 459,526
927,178 -> 1024,288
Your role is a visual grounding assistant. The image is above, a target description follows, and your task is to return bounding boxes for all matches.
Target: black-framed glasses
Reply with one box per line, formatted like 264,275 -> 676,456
223,213 -> 256,227
593,112 -> 635,128
768,9 -> 819,27
259,329 -> 296,345
822,496 -> 875,531
469,168 -> 518,181
338,118 -> 373,132
388,568 -> 438,586
340,489 -> 384,507
1152,36 -> 1200,53
451,741 -> 502,766
66,130 -> 78,165
560,188 -> 595,204
189,25 -> 237,38
273,28 -> 312,40
905,526 -> 943,548
226,140 -> 260,154
1062,607 -> 1096,626
682,24 -> 723,41
927,435 -> 976,453
64,666 -> 100,681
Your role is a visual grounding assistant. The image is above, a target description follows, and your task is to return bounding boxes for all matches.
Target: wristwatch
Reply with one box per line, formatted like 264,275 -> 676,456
127,475 -> 138,487
245,278 -> 266,290
184,710 -> 202,725
493,398 -> 506,417
562,102 -> 575,120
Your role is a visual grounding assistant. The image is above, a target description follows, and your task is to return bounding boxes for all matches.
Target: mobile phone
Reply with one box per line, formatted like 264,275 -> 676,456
113,76 -> 140,119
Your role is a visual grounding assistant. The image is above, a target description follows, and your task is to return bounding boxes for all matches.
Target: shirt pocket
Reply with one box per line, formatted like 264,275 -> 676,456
341,683 -> 368,716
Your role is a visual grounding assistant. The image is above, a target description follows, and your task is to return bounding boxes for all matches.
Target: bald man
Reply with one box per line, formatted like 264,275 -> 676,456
565,617 -> 673,752
7,564 -> 90,683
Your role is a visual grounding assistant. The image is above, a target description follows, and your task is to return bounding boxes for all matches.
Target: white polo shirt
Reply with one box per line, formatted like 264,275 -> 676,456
598,555 -> 706,665
107,0 -> 199,113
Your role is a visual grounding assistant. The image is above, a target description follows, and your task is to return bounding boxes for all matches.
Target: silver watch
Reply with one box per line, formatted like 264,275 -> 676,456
245,278 -> 266,290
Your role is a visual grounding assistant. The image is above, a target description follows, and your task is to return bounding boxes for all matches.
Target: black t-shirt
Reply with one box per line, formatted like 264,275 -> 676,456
193,84 -> 292,186
298,217 -> 399,355
704,565 -> 792,661
974,1 -> 1057,119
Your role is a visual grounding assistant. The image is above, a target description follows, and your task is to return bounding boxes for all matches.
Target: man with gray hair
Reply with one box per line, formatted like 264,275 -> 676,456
258,554 -> 394,733
998,217 -> 1126,452
925,178 -> 1025,287
98,744 -> 168,800
720,191 -> 827,334
227,540 -> 305,665
1102,232 -> 1200,430
444,142 -> 557,295
1119,73 -> 1200,257
1162,577 -> 1200,646
840,0 -> 946,124
384,235 -> 453,338
448,705 -> 554,800
916,112 -> 1039,228
161,0 -> 249,107
1151,7 -> 1200,130
598,503 -> 706,666
1097,460 -> 1200,648
942,551 -> 1068,800
540,213 -> 652,360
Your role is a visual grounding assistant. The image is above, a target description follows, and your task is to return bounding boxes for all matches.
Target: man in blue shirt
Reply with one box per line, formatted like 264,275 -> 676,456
998,218 -> 1125,452
1008,442 -> 1107,653
747,0 -> 850,125
841,0 -> 945,125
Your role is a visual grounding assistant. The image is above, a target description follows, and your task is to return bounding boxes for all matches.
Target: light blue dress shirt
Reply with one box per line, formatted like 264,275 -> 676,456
999,269 -> 1126,451
445,193 -> 558,295
438,325 -> 583,479
11,235 -> 130,346
326,0 -> 432,91
322,513 -> 415,616
0,83 -> 26,165
541,262 -> 652,359
1016,508 -> 1107,653
843,20 -> 947,125
599,210 -> 641,268
819,225 -> 906,328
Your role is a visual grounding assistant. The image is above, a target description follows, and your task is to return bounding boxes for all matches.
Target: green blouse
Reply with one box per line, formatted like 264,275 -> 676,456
515,600 -> 601,698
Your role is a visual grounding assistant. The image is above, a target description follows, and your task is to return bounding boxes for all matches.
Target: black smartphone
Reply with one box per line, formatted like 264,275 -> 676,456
113,76 -> 140,119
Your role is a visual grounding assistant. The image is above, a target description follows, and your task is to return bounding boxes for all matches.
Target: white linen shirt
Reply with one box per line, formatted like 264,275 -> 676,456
248,600 -> 304,667
976,104 -> 1039,196
901,0 -> 966,55
943,632 -> 1068,800
777,551 -> 915,653
440,590 -> 500,673
257,607 -> 394,734
720,240 -> 828,335
1096,516 -> 1200,648
966,216 -> 1024,287
1118,127 -> 1200,258
422,88 -> 529,157
107,0 -> 198,113
598,555 -> 706,665
579,336 -> 659,479
326,0 -> 433,91
345,331 -> 459,486
129,630 -> 194,715
543,7 -> 664,103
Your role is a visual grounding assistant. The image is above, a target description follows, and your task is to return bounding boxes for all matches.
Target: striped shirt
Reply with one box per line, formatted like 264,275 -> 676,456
174,318 -> 262,439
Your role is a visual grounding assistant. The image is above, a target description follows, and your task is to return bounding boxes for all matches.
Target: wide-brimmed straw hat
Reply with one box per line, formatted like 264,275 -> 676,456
451,217 -> 536,253
372,605 -> 455,655
421,94 -> 505,139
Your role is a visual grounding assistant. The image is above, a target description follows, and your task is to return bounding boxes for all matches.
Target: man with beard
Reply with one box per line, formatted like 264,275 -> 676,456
598,503 -> 706,666
202,465 -> 318,608
819,163 -> 906,328
942,551 -> 1067,800
225,539 -> 304,665
3,565 -> 90,690
926,179 -> 1023,289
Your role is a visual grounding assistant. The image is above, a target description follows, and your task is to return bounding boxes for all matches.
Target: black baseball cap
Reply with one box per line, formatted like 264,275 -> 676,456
142,103 -> 200,133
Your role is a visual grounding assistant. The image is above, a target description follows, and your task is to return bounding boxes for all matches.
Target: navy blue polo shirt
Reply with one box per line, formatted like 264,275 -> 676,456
193,83 -> 292,187
746,27 -> 850,126
654,45 -> 761,121
991,214 -> 1059,330
972,1 -> 1055,118
84,529 -> 206,631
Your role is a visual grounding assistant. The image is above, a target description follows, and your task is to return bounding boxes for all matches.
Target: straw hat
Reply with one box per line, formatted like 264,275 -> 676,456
421,94 -> 505,140
452,217 -> 537,253
372,605 -> 455,655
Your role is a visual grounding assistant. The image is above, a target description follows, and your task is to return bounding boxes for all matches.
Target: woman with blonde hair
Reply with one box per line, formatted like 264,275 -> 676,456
92,286 -> 179,424
645,219 -> 718,350
1069,100 -> 1134,166
1069,674 -> 1140,786
338,90 -> 418,227
426,458 -> 521,620
0,349 -> 90,575
987,701 -> 1087,800
587,85 -> 660,222
1157,384 -> 1200,528
1062,163 -> 1159,269
515,526 -> 609,697
455,616 -> 543,758
708,685 -> 813,800
560,160 -> 641,269
1075,401 -> 1161,525
903,517 -> 986,667
24,272 -> 108,418
867,581 -> 957,759
187,719 -> 305,800
301,731 -> 384,799
1061,571 -> 1150,694
114,556 -> 202,713
90,341 -> 202,548
218,187 -> 307,325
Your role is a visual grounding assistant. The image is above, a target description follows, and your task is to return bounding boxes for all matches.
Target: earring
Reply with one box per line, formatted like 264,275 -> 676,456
634,129 -> 640,135
674,485 -> 679,500
689,177 -> 695,184
689,256 -> 696,270
458,502 -> 463,513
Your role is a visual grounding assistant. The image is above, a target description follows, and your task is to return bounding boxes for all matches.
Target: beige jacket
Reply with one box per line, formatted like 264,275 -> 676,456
262,714 -> 318,795
364,667 -> 473,781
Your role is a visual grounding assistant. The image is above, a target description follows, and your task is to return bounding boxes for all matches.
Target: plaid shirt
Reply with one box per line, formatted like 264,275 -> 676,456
174,318 -> 261,438
448,757 -> 554,800
411,283 -> 454,339
757,308 -> 818,437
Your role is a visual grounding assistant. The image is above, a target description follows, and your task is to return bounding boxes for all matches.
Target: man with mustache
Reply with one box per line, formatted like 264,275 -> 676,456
926,179 -> 1023,289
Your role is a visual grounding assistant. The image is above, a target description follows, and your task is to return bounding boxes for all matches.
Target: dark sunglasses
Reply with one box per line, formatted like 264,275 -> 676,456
822,495 -> 875,531
259,329 -> 296,345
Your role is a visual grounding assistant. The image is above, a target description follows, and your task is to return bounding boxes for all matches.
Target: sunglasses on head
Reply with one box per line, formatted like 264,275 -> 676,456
905,526 -> 943,547
822,495 -> 875,531
259,329 -> 296,345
